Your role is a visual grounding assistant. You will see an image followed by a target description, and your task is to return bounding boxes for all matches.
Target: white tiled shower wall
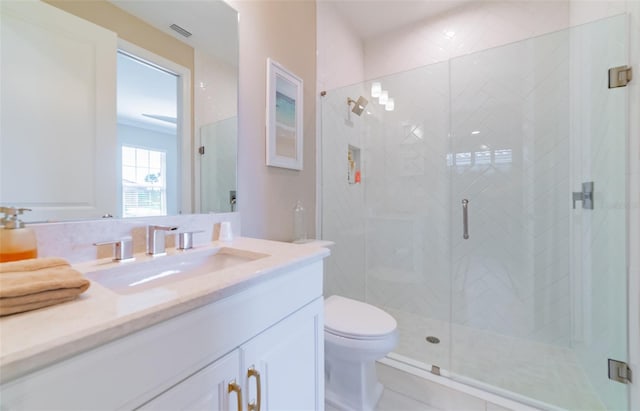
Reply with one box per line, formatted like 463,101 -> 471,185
321,0 -> 580,347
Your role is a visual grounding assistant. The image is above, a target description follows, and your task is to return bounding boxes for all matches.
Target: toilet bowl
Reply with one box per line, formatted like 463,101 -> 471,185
324,295 -> 398,411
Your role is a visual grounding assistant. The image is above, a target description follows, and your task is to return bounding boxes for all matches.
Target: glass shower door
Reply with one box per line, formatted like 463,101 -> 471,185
567,14 -> 629,411
448,15 -> 629,411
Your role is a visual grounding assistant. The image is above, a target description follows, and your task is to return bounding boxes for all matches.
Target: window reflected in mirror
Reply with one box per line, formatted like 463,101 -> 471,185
117,51 -> 180,218
122,146 -> 167,217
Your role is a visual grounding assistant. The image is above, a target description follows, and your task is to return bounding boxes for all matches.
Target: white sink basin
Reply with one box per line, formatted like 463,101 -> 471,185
85,247 -> 269,294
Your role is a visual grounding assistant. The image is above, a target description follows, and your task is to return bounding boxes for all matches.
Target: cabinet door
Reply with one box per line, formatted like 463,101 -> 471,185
241,298 -> 324,411
139,350 -> 242,411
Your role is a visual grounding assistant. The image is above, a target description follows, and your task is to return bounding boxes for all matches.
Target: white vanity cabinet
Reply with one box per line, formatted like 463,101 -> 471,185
139,349 -> 243,411
0,259 -> 325,411
140,299 -> 323,411
241,299 -> 322,411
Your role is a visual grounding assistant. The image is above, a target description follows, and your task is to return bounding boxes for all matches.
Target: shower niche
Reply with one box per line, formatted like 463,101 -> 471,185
347,145 -> 361,184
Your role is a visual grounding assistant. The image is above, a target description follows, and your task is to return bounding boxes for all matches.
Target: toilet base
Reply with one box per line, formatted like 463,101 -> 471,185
325,357 -> 384,411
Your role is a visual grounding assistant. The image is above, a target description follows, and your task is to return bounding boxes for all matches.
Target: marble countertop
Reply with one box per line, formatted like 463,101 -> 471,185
0,237 -> 330,384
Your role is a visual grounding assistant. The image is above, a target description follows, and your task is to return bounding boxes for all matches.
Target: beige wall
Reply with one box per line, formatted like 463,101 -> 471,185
229,0 -> 317,241
316,1 -> 364,91
44,1 -> 193,69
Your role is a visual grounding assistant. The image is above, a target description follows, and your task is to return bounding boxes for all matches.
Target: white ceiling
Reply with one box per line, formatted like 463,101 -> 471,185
117,52 -> 178,134
111,0 -> 470,131
109,0 -> 238,67
327,0 -> 472,39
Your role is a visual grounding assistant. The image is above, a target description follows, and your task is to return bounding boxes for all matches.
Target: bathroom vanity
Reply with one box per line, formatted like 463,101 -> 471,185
0,238 -> 328,410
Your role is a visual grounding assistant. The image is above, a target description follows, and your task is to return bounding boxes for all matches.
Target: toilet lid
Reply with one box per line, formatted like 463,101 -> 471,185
324,295 -> 397,339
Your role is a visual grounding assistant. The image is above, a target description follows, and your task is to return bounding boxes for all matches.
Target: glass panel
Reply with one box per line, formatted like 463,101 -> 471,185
321,60 -> 452,371
321,82 -> 369,303
569,14 -> 628,411
200,117 -> 237,213
362,64 -> 451,371
449,15 -> 628,410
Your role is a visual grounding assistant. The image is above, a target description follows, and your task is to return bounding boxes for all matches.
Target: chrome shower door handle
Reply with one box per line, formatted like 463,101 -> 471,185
462,199 -> 469,240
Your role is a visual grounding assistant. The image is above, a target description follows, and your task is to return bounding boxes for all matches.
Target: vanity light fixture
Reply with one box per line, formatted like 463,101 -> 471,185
385,98 -> 395,111
371,82 -> 382,98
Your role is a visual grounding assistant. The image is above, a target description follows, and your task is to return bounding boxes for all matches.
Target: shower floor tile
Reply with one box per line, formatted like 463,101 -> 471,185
384,306 -> 605,411
325,387 -> 440,411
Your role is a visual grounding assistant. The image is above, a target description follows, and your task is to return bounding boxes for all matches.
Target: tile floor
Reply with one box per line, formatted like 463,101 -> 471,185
325,387 -> 441,411
384,307 -> 605,411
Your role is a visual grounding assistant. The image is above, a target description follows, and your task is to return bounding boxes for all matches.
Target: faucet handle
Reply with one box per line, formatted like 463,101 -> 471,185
175,230 -> 204,251
94,237 -> 134,262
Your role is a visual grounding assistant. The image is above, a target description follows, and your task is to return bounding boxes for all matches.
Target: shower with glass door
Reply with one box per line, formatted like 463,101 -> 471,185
320,14 -> 629,411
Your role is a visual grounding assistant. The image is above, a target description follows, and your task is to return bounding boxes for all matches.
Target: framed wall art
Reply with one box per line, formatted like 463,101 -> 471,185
266,58 -> 303,170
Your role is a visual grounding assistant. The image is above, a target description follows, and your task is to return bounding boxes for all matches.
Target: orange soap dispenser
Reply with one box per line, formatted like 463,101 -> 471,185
0,207 -> 38,262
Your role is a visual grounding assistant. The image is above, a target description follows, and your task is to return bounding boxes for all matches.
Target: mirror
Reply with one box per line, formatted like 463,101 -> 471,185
0,0 -> 238,222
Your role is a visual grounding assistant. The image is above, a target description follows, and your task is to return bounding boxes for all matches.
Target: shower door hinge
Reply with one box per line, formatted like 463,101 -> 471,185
608,359 -> 632,384
198,146 -> 205,155
572,181 -> 594,210
608,65 -> 632,88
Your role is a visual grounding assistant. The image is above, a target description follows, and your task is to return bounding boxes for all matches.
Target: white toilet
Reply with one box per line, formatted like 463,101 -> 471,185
324,295 -> 398,411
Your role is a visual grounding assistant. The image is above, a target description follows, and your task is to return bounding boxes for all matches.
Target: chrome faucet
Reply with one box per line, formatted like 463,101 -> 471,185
146,225 -> 178,256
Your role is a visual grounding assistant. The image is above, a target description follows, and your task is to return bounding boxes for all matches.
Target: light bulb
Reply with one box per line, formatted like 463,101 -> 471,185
385,98 -> 395,111
371,82 -> 382,98
379,90 -> 388,105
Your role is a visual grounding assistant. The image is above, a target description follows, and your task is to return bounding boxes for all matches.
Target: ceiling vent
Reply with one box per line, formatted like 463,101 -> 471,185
170,24 -> 192,38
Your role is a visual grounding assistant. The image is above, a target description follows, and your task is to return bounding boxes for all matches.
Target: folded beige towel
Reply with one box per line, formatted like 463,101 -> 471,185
0,257 -> 90,316
0,257 -> 69,274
